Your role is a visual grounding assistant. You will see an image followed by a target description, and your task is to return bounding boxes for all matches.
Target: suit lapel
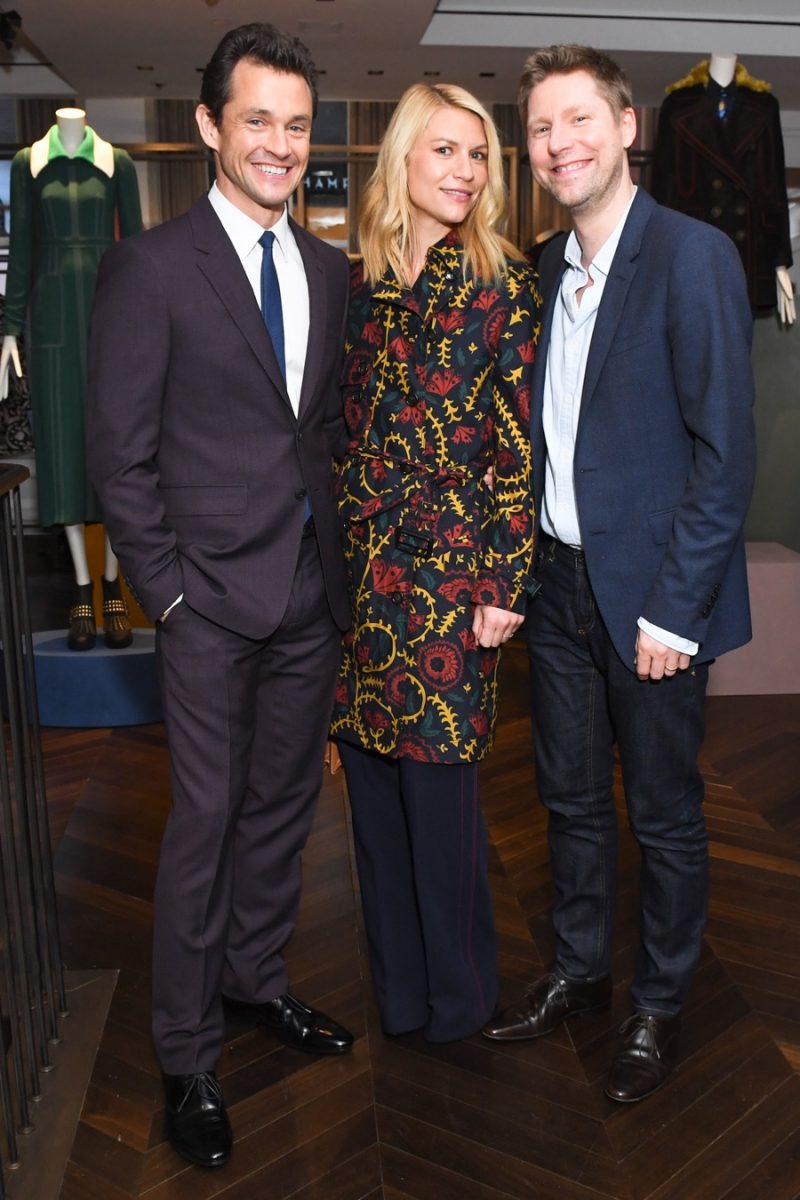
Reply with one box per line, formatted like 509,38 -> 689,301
189,197 -> 292,409
532,235 -> 568,430
579,188 -> 653,415
291,217 -> 326,421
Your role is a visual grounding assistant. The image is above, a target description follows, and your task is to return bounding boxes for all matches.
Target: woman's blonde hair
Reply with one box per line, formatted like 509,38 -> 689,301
358,82 -> 520,286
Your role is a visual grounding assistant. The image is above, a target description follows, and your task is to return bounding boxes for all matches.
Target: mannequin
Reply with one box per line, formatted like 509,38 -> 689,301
707,55 -> 795,326
652,55 -> 794,325
0,107 -> 143,649
708,52 -> 736,89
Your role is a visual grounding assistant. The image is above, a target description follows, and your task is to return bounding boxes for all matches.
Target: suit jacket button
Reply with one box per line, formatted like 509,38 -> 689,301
295,488 -> 307,500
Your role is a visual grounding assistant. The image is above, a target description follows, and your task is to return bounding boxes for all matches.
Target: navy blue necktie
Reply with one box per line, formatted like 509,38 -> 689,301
259,230 -> 311,522
259,229 -> 286,378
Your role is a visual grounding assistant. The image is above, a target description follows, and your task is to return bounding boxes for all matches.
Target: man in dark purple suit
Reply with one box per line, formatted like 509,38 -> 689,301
88,23 -> 353,1168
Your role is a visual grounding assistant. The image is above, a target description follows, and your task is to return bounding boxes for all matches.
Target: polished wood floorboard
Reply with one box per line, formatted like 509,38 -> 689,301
37,642 -> 799,1199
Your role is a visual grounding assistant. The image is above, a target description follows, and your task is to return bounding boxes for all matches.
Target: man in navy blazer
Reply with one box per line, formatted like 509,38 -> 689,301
88,24 -> 354,1167
483,45 -> 756,1103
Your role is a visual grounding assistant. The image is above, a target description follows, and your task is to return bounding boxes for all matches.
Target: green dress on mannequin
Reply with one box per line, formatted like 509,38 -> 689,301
4,125 -> 142,528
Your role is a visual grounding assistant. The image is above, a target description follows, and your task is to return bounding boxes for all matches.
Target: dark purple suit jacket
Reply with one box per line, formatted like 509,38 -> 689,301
88,195 -> 351,639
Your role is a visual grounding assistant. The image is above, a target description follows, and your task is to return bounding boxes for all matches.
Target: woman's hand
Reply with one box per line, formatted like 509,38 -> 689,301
472,604 -> 524,649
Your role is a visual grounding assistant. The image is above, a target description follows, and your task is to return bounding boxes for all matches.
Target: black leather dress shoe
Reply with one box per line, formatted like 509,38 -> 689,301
605,1012 -> 681,1103
163,1071 -> 232,1168
255,992 -> 354,1055
482,972 -> 612,1041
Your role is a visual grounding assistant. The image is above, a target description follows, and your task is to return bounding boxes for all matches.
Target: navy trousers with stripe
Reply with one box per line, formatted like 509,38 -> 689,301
339,742 -> 497,1042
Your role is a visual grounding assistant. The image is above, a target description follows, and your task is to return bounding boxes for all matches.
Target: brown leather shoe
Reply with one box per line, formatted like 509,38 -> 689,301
481,972 -> 612,1041
605,1012 -> 681,1103
101,575 -> 133,649
67,582 -> 96,651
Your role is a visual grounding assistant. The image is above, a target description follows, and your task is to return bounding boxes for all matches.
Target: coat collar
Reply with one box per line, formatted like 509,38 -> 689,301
29,124 -> 115,179
370,233 -> 463,319
665,58 -> 772,95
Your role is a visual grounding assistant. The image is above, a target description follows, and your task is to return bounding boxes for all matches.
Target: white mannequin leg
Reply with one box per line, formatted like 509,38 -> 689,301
64,523 -> 91,586
103,535 -> 119,582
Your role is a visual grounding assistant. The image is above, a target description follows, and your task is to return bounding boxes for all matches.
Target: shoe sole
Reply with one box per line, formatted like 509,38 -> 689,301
170,1147 -> 230,1168
604,1076 -> 671,1103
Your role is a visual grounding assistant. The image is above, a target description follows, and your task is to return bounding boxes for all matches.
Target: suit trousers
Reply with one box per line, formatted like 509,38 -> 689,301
338,742 -> 497,1042
526,535 -> 709,1016
152,531 -> 341,1073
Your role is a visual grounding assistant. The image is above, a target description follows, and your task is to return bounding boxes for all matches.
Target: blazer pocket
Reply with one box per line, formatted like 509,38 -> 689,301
648,507 -> 676,545
604,327 -> 657,361
158,485 -> 247,516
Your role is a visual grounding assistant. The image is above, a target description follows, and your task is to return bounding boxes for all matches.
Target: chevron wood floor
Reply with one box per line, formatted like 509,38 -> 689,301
32,639 -> 800,1199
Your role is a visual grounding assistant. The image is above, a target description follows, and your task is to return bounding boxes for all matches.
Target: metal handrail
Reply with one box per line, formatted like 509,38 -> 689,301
0,463 -> 66,1194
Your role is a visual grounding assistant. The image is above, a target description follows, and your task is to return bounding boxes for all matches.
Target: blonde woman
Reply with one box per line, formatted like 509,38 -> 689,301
332,83 -> 541,1042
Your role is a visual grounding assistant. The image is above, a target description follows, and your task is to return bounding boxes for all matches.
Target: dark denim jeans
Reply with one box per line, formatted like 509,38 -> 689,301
526,535 -> 709,1016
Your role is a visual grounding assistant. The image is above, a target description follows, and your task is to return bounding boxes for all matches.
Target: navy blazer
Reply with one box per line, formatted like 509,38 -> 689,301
88,196 -> 351,639
533,187 -> 756,668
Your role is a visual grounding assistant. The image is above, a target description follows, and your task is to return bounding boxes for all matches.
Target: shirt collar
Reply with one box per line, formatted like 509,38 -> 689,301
208,181 -> 292,261
48,124 -> 95,164
563,186 -> 638,280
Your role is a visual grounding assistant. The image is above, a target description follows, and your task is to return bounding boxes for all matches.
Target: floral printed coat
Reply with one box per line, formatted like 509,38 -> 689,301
330,234 -> 542,763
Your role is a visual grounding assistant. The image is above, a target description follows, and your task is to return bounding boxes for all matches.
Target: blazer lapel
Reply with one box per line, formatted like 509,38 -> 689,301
579,188 -> 653,414
189,197 -> 292,408
291,218 -> 326,421
531,235 -> 568,514
532,234 -> 568,430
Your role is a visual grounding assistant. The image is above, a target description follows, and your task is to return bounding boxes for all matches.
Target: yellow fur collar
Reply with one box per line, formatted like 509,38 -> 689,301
665,60 -> 772,95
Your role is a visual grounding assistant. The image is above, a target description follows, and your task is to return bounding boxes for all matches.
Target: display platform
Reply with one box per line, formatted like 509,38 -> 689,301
707,542 -> 800,696
29,628 -> 162,727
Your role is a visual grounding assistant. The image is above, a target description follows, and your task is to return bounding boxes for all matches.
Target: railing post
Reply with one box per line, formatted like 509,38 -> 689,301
0,464 -> 66,1190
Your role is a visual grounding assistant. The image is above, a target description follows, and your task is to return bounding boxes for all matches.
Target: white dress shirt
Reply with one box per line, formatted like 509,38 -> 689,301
541,189 -> 697,656
208,182 -> 310,416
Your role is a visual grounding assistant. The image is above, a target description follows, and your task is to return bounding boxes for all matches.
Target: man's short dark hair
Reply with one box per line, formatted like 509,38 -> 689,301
518,44 -> 633,127
200,22 -> 318,125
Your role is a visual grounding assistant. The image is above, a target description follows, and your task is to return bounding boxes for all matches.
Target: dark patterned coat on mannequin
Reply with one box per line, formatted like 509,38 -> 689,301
651,61 -> 792,311
331,235 -> 540,763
